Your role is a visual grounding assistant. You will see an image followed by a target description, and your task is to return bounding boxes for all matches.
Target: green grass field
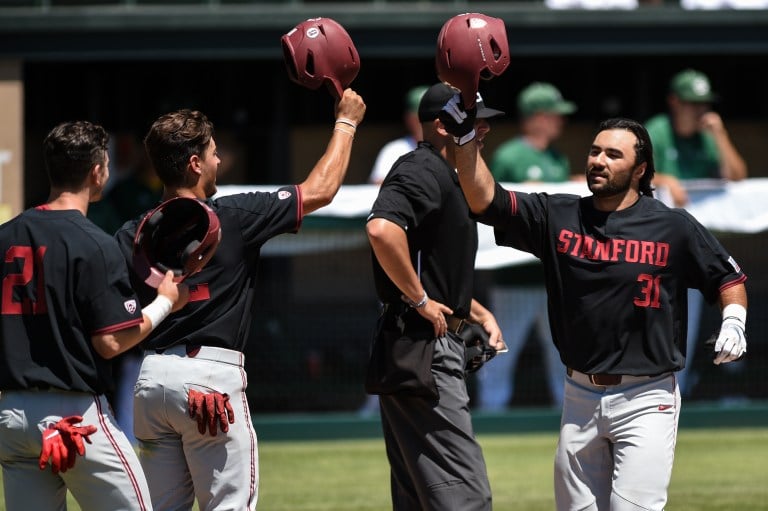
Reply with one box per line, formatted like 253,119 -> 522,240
2,428 -> 767,510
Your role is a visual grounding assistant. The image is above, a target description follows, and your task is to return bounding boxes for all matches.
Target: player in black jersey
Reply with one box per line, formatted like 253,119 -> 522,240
0,121 -> 185,511
443,102 -> 747,511
114,89 -> 365,510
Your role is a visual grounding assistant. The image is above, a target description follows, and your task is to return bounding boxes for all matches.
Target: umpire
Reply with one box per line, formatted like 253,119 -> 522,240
365,83 -> 505,511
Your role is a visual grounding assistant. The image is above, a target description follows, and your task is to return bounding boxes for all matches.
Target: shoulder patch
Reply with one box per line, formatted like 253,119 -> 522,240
278,190 -> 292,200
124,299 -> 137,315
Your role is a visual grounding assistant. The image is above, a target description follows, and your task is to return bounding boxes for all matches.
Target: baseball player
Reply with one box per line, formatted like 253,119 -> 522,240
0,121 -> 185,511
443,104 -> 747,510
114,89 -> 365,510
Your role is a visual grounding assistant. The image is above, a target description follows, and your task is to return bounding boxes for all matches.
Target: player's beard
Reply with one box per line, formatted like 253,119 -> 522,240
586,166 -> 633,198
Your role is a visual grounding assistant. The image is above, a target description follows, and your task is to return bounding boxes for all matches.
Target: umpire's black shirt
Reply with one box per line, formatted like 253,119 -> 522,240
368,142 -> 477,319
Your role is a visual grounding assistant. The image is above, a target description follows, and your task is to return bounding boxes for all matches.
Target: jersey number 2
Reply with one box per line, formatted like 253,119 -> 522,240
634,273 -> 661,309
2,246 -> 48,315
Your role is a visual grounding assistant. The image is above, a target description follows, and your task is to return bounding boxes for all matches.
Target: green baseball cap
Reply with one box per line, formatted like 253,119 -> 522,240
405,85 -> 430,113
517,82 -> 577,117
670,69 -> 717,103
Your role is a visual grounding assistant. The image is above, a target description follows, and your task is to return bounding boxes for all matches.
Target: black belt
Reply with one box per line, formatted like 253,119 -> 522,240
567,367 -> 622,386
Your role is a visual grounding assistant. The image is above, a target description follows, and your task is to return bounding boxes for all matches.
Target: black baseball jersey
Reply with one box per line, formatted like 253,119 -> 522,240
478,184 -> 746,375
115,187 -> 301,352
368,142 -> 477,318
0,207 -> 144,393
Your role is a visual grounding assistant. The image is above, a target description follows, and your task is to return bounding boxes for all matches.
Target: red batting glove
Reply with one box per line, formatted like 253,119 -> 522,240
39,416 -> 97,474
39,428 -> 72,474
55,416 -> 97,456
188,389 -> 235,436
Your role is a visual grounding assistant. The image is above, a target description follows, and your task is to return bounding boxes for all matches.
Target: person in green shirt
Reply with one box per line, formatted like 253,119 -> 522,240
477,82 -> 577,411
646,69 -> 747,206
490,82 -> 576,184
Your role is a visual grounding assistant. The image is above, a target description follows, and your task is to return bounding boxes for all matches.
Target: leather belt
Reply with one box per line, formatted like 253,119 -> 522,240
446,316 -> 466,334
567,367 -> 622,386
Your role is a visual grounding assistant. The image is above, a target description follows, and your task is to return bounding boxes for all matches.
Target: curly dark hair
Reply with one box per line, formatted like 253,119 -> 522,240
144,109 -> 214,188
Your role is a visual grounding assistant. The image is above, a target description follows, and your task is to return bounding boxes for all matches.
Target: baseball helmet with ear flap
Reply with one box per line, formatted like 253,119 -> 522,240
436,13 -> 510,109
133,197 -> 222,288
281,17 -> 360,100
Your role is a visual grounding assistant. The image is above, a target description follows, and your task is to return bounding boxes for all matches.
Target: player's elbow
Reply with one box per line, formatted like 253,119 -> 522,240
91,336 -> 121,360
91,328 -> 140,360
366,218 -> 390,244
299,183 -> 337,215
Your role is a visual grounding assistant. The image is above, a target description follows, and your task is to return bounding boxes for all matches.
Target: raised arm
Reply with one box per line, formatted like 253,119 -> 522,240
299,88 -> 366,215
701,112 -> 747,181
439,93 -> 496,215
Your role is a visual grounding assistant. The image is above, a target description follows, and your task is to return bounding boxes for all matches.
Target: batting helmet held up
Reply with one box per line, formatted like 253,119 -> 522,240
133,197 -> 222,288
436,13 -> 510,109
281,17 -> 360,100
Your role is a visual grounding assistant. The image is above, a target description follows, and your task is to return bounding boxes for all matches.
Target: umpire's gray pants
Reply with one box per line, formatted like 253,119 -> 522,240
380,334 -> 492,511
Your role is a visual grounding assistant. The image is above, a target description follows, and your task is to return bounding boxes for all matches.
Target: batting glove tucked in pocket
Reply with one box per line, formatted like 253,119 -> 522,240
39,416 -> 97,474
188,388 -> 235,436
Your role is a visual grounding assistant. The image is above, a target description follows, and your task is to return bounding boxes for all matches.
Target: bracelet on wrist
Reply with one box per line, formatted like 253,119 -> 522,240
335,117 -> 358,129
402,291 -> 428,309
334,126 -> 355,138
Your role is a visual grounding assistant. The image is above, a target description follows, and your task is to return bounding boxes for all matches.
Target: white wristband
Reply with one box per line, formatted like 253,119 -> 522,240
143,295 -> 173,331
721,303 -> 746,325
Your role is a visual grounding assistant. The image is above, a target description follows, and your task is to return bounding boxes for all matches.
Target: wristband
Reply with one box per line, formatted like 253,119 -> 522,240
721,303 -> 747,325
453,129 -> 476,146
402,291 -> 428,309
143,295 -> 173,331
335,117 -> 358,130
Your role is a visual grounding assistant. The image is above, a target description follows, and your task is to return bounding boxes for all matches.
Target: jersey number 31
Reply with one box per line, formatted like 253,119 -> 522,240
634,273 -> 661,309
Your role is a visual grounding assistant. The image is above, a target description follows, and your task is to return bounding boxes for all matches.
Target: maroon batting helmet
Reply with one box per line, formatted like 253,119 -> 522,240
436,13 -> 510,109
281,17 -> 360,100
133,197 -> 221,288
